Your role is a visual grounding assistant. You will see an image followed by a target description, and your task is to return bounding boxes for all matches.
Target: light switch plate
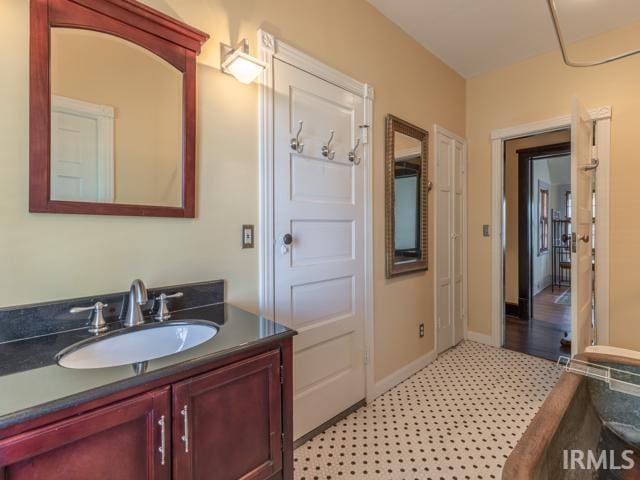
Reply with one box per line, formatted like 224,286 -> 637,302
483,224 -> 491,237
242,224 -> 254,249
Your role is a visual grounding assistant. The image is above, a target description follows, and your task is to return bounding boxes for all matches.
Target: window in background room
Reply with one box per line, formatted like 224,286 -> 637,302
539,185 -> 549,253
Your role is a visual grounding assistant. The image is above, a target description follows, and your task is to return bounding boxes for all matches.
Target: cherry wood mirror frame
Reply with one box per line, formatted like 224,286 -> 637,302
29,0 -> 209,217
385,114 -> 429,277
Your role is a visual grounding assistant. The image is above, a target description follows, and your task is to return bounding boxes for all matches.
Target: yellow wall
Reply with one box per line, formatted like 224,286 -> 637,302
51,29 -> 183,206
504,130 -> 570,304
467,23 -> 640,350
0,0 -> 465,382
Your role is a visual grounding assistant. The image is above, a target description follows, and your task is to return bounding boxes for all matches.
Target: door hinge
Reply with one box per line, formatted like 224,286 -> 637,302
359,124 -> 370,144
281,432 -> 285,451
363,346 -> 369,366
280,364 -> 284,384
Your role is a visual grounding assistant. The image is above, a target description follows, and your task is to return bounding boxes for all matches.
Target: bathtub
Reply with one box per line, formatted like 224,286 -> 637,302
503,350 -> 640,479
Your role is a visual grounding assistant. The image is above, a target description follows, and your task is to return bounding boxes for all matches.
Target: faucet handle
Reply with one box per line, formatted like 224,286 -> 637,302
70,301 -> 109,334
154,292 -> 183,322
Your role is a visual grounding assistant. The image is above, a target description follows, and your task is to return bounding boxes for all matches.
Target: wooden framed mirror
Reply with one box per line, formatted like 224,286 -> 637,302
29,0 -> 209,217
385,115 -> 429,277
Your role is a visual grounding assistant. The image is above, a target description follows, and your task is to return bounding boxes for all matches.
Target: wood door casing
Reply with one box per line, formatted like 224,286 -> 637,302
172,349 -> 282,480
0,387 -> 171,480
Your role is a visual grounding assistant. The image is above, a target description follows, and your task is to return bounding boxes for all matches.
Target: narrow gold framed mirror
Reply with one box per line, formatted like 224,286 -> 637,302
385,115 -> 429,277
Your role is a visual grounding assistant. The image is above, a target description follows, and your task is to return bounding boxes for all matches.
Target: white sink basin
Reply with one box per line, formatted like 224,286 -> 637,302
57,320 -> 218,369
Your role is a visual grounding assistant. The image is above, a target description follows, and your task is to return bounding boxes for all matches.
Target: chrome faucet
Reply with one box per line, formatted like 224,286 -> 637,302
125,279 -> 148,327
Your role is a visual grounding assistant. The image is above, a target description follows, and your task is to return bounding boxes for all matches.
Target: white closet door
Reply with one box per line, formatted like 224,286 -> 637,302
435,127 -> 466,353
453,140 -> 466,345
436,134 -> 453,353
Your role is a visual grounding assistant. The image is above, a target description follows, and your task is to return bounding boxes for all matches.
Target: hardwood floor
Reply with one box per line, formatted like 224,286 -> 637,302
531,285 -> 571,326
504,286 -> 572,361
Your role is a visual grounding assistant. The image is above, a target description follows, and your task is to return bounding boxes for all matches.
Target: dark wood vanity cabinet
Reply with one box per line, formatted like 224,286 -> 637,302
0,344 -> 293,480
0,387 -> 171,480
172,350 -> 283,480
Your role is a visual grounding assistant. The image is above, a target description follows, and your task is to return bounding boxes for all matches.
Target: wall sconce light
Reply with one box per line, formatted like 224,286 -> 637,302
220,39 -> 267,84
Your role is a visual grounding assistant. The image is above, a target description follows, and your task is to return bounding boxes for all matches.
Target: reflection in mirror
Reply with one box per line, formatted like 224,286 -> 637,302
394,132 -> 422,263
385,115 -> 428,277
50,28 -> 183,207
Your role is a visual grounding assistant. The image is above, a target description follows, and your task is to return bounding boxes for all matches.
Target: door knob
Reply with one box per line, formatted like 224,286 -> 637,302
282,233 -> 293,245
578,234 -> 590,243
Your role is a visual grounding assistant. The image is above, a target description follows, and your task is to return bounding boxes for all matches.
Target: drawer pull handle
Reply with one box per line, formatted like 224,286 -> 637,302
158,415 -> 166,466
181,405 -> 189,453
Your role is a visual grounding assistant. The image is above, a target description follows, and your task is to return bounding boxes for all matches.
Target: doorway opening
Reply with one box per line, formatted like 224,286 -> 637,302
503,130 -> 575,361
490,104 -> 610,358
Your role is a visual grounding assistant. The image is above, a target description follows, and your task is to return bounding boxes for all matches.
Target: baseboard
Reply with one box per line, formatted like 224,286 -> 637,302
465,330 -> 494,346
294,399 -> 366,448
369,348 -> 436,401
505,302 -> 520,317
534,275 -> 553,295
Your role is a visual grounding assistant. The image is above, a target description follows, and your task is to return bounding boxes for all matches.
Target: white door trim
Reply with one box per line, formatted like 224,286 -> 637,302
257,30 -> 377,402
433,125 -> 468,354
489,106 -> 611,348
51,95 -> 115,202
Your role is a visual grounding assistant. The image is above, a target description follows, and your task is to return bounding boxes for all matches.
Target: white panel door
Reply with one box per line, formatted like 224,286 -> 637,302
436,128 -> 466,353
453,140 -> 465,345
50,96 -> 114,203
571,97 -> 596,356
51,110 -> 100,202
273,59 -> 366,440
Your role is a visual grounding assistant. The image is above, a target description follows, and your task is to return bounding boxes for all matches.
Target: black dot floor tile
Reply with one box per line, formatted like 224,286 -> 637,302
294,341 -> 562,479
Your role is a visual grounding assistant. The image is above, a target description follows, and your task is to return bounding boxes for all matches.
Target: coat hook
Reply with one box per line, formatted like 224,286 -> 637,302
348,138 -> 361,165
290,120 -> 304,153
321,130 -> 335,160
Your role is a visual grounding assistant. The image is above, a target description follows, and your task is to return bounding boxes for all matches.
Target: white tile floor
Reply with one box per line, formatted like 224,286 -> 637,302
294,341 -> 562,480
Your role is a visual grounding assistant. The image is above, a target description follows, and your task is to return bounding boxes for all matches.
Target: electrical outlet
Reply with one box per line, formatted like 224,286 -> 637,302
242,224 -> 254,249
419,323 -> 424,338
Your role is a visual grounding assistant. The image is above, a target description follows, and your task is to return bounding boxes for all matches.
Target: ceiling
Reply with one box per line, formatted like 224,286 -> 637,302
367,0 -> 640,78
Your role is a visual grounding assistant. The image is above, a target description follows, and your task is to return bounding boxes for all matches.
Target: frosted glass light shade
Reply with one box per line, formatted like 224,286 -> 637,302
221,49 -> 266,84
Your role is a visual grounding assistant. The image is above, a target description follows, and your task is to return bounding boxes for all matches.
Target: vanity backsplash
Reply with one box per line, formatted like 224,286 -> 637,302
0,280 -> 224,344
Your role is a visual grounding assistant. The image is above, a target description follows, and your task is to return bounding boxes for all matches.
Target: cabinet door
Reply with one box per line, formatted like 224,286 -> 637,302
173,350 -> 282,480
0,387 -> 171,480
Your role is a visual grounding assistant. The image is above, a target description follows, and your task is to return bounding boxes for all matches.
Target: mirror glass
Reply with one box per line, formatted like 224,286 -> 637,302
50,28 -> 183,207
394,132 -> 423,263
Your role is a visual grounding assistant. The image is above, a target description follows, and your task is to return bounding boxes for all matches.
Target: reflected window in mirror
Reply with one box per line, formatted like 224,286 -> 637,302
385,115 -> 428,277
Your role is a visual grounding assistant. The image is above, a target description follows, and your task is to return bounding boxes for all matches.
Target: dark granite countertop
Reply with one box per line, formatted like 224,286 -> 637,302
0,303 -> 295,431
